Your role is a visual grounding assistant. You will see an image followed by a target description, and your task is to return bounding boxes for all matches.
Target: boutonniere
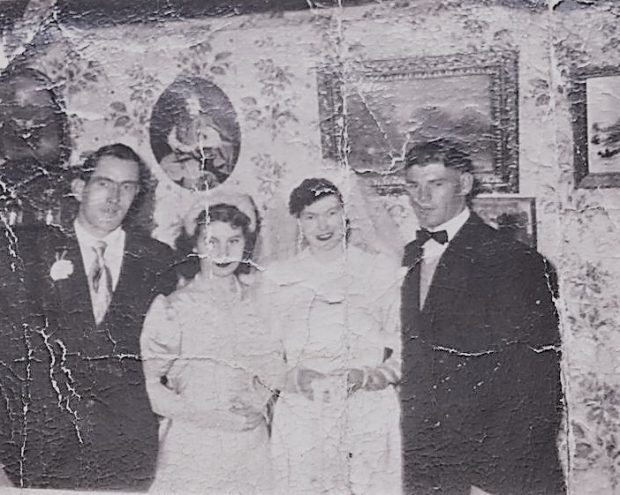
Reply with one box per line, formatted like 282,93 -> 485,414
50,249 -> 74,281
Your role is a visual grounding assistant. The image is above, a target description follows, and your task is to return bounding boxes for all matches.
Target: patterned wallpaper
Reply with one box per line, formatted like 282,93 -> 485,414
6,2 -> 620,492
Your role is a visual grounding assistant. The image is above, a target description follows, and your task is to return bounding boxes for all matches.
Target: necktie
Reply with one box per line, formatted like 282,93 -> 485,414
90,240 -> 113,325
416,228 -> 448,246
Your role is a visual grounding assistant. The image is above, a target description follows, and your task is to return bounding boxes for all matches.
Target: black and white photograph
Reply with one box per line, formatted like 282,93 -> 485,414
0,1 -> 618,495
317,50 -> 519,193
571,66 -> 620,188
150,75 -> 242,191
380,191 -> 537,248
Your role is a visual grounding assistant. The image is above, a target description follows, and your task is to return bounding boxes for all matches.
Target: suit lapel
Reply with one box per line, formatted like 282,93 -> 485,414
107,233 -> 145,311
102,233 -> 146,351
401,241 -> 423,339
52,231 -> 96,330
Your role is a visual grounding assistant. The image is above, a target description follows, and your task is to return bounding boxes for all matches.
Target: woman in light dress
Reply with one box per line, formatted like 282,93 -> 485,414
141,193 -> 279,494
266,178 -> 403,495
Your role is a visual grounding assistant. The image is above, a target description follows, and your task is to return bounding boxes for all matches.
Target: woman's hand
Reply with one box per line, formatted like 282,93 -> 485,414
285,367 -> 326,400
332,368 -> 390,395
165,359 -> 192,394
346,368 -> 365,394
332,368 -> 364,396
295,368 -> 326,401
364,369 -> 389,391
229,397 -> 265,431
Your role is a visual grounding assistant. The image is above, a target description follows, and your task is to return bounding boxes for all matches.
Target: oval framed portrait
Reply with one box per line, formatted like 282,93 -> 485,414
150,75 -> 241,191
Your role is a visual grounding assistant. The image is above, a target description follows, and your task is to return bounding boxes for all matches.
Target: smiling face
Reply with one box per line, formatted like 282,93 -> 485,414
72,155 -> 140,238
405,161 -> 473,229
298,194 -> 346,255
196,220 -> 246,277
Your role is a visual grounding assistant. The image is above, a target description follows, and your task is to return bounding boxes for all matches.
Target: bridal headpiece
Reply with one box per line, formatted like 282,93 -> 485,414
184,190 -> 258,236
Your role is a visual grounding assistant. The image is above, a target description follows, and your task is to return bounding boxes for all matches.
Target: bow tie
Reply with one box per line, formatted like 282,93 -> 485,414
416,228 -> 449,246
402,229 -> 449,267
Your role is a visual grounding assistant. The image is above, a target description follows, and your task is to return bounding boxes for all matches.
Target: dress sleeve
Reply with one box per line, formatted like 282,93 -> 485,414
363,255 -> 403,388
250,276 -> 288,393
141,294 -> 185,418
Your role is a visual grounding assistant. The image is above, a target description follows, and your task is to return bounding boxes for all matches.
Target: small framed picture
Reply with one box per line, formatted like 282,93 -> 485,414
570,66 -> 620,188
375,188 -> 537,248
472,196 -> 536,248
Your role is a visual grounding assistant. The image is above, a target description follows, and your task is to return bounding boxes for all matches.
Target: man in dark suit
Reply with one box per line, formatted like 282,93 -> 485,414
0,227 -> 27,487
20,144 -> 177,490
400,139 -> 565,495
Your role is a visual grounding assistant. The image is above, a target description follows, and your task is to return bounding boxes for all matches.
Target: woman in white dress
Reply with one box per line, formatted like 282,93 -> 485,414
141,193 -> 278,494
267,178 -> 403,495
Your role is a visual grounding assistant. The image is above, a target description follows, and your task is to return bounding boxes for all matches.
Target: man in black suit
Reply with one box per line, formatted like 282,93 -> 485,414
20,144 -> 177,490
0,228 -> 27,487
400,139 -> 565,495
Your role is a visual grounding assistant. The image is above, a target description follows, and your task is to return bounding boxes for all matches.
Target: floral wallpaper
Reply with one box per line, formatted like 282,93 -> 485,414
552,4 -> 620,492
6,1 -> 620,493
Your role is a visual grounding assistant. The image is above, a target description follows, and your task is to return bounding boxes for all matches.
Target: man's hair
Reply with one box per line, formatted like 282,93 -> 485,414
77,143 -> 149,187
74,144 -> 153,231
404,139 -> 473,174
76,143 -> 150,188
289,177 -> 344,217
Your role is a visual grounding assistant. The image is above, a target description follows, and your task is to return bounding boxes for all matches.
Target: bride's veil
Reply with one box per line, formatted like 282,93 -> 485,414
254,165 -> 407,269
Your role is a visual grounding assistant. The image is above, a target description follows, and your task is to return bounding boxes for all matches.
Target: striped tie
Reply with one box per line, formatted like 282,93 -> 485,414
90,240 -> 112,325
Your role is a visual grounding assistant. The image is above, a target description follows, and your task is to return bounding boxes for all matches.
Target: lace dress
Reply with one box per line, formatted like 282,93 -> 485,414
265,247 -> 403,495
141,275 -> 279,494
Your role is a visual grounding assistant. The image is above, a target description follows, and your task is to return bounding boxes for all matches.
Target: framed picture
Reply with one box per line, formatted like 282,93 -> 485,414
317,50 -> 520,193
0,66 -> 71,226
374,188 -> 536,248
473,196 -> 536,248
570,66 -> 620,188
150,75 -> 242,191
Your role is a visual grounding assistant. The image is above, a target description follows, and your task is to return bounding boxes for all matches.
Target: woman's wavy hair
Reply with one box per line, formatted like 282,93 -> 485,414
288,177 -> 344,218
176,203 -> 259,280
288,177 -> 351,242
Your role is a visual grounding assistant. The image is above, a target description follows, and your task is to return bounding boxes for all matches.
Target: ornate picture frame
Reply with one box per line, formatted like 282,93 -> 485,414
317,50 -> 520,193
570,65 -> 620,189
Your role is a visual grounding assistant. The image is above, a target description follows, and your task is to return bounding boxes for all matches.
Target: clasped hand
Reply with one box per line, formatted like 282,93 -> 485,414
293,367 -> 387,401
228,396 -> 265,431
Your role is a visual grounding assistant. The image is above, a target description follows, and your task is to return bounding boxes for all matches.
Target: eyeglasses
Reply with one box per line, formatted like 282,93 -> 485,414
89,176 -> 140,195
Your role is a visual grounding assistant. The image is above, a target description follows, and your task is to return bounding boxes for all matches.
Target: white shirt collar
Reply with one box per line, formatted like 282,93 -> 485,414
73,219 -> 126,291
73,219 -> 124,248
428,207 -> 470,243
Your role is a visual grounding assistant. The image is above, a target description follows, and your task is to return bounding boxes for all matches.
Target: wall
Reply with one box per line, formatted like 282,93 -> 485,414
9,1 -> 620,493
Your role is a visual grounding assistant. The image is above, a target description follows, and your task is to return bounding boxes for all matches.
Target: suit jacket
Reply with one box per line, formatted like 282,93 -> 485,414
0,229 -> 28,485
400,213 -> 565,495
18,224 -> 177,490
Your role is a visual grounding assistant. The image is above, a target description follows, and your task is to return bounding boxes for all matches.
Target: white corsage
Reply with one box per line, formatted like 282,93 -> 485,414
50,251 -> 74,281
